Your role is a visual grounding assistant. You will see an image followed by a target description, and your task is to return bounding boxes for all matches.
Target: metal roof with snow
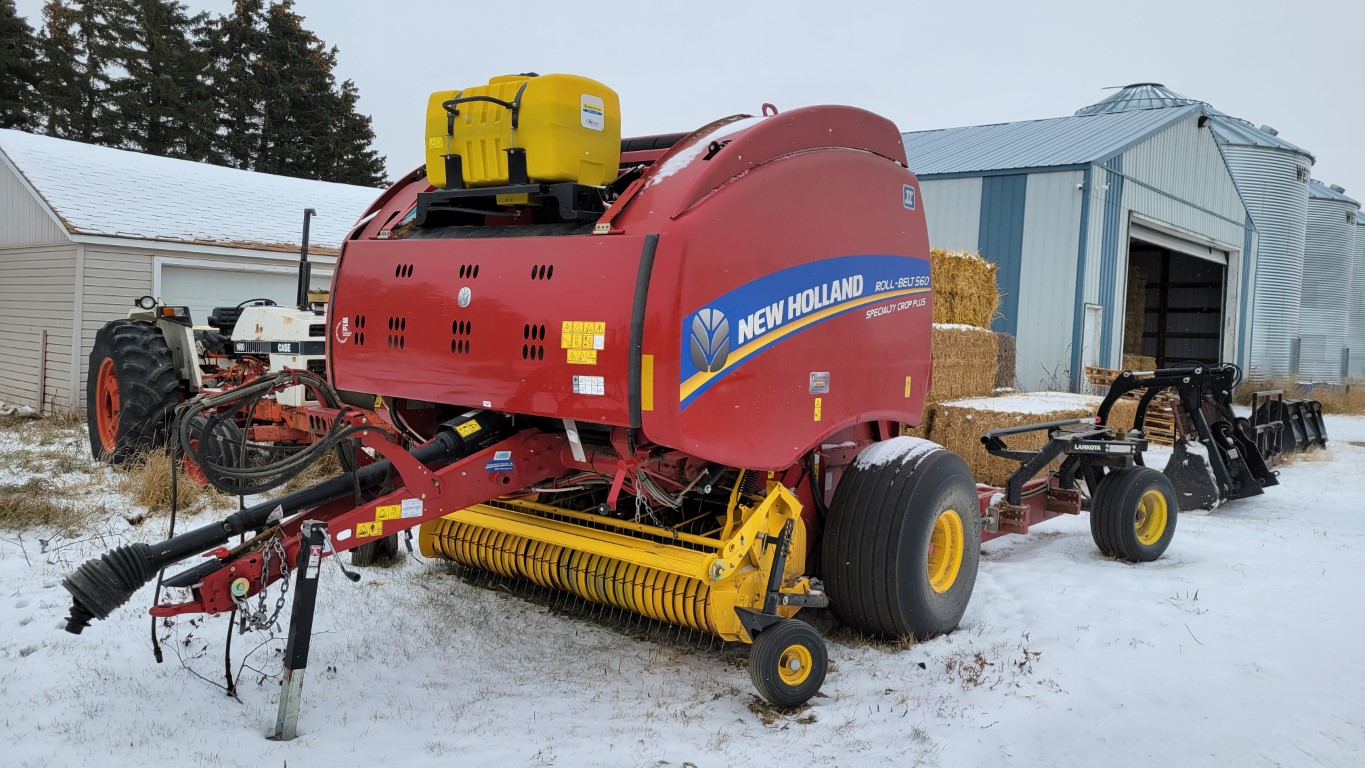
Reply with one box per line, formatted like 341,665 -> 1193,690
1073,83 -> 1315,161
0,128 -> 382,254
900,105 -> 1198,177
1308,179 -> 1360,205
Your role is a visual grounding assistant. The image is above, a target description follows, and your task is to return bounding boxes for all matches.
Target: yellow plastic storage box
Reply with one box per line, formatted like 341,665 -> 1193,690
425,74 -> 621,189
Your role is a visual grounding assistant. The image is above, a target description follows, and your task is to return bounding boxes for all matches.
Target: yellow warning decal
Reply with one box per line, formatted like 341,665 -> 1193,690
427,137 -> 443,149
375,504 -> 401,521
356,521 -> 383,538
814,397 -> 823,422
567,349 -> 598,365
904,375 -> 913,398
560,321 -> 606,351
455,419 -> 481,438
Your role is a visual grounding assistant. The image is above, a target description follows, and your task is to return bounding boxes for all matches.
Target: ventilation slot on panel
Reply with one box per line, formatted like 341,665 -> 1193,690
387,316 -> 407,350
458,264 -> 481,279
521,323 -> 546,361
306,359 -> 326,376
451,319 -> 472,355
394,263 -> 415,278
308,324 -> 326,338
529,264 -> 555,281
354,314 -> 367,346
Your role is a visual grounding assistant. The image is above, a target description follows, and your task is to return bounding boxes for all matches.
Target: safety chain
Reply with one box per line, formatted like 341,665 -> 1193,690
232,534 -> 290,634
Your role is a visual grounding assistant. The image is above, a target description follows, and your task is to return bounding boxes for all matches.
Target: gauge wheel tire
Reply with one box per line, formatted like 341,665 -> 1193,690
822,438 -> 981,639
351,534 -> 402,567
86,320 -> 181,464
748,619 -> 827,709
1090,467 -> 1178,562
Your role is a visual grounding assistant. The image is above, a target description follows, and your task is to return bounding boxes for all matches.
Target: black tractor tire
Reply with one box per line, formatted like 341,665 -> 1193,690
183,415 -> 245,492
748,618 -> 828,709
86,320 -> 182,464
1090,466 -> 1178,562
822,438 -> 982,639
351,534 -> 402,567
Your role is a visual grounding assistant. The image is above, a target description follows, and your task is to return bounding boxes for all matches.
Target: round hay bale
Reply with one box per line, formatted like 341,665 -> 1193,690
928,324 -> 999,402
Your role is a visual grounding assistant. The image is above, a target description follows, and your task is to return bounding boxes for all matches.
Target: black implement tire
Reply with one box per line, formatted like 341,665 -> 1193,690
351,534 -> 401,567
183,415 -> 245,492
748,619 -> 827,708
86,320 -> 181,464
822,438 -> 981,639
1090,467 -> 1177,562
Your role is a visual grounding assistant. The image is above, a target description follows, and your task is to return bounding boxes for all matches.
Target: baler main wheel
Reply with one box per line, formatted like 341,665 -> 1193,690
86,320 -> 181,463
748,618 -> 827,708
822,438 -> 981,639
1090,467 -> 1177,562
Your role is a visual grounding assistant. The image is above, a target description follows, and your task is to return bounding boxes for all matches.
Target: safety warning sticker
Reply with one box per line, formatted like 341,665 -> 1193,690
375,504 -> 401,521
561,321 -> 606,364
356,521 -> 383,538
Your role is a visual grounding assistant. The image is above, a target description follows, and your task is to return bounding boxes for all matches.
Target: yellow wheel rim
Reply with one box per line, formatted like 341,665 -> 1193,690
778,644 -> 813,686
1134,489 -> 1168,546
927,508 -> 964,594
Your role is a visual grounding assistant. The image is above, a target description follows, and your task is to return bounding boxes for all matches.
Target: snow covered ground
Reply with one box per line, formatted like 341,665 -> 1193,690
1,416 -> 1362,767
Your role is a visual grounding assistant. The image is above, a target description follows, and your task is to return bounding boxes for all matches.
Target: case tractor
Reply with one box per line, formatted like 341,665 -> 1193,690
60,74 -> 1284,728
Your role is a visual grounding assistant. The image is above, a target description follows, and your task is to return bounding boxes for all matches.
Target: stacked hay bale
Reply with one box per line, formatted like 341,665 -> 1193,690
904,248 -> 1136,484
926,393 -> 1143,485
1122,354 -> 1158,371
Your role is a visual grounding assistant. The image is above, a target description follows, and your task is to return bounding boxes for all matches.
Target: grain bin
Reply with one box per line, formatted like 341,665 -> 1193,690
1352,216 -> 1365,379
1211,117 -> 1314,378
1300,181 -> 1359,382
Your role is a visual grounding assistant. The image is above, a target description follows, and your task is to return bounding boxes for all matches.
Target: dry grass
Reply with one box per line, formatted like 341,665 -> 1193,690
1235,377 -> 1365,415
282,449 -> 343,493
114,450 -> 208,514
930,248 -> 999,328
927,325 -> 999,403
0,478 -> 97,534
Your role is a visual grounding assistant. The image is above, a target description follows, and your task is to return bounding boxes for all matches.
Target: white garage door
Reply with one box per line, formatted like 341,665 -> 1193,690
159,265 -> 330,327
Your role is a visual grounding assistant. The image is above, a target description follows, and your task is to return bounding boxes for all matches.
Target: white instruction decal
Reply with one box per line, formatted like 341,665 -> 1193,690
572,375 -> 605,396
400,498 -> 424,519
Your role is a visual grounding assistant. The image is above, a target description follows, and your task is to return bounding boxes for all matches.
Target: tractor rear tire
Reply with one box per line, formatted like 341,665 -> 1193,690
822,438 -> 981,639
1089,466 -> 1177,562
748,618 -> 827,709
351,534 -> 402,567
86,320 -> 181,464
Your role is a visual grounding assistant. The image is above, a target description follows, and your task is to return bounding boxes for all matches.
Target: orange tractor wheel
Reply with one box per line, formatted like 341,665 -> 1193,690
85,320 -> 182,463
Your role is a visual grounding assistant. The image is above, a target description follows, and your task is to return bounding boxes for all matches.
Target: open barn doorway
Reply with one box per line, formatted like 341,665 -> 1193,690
1124,232 -> 1227,369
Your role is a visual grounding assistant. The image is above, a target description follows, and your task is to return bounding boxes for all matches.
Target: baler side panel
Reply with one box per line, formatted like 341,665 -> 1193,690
636,148 -> 933,469
329,235 -> 647,426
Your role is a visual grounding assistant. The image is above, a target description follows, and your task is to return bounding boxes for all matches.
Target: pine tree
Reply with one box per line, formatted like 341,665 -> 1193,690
108,1 -> 215,158
0,0 -> 41,130
35,0 -> 137,143
321,77 -> 387,187
202,0 -> 268,169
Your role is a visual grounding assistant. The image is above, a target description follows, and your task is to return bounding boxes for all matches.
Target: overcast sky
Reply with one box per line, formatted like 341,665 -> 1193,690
15,0 -> 1365,196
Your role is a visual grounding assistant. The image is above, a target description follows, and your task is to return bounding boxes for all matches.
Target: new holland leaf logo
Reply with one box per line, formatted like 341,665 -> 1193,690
689,308 -> 730,373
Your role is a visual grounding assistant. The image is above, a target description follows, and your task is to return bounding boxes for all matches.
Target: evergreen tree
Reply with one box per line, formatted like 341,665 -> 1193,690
108,1 -> 215,158
202,0 -> 268,169
35,0 -> 136,143
0,0 -> 41,130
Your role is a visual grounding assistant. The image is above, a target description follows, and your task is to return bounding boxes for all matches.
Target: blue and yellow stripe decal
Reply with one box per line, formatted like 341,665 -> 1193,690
679,254 -> 930,410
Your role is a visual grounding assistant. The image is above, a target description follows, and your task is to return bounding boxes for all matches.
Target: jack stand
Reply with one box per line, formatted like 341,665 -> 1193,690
268,521 -> 326,741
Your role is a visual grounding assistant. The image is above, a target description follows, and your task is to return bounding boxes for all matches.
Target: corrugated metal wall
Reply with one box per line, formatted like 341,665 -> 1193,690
1079,114 -> 1252,372
977,175 -> 1028,336
1222,146 -> 1310,378
1016,171 -> 1084,391
1300,197 -> 1358,382
918,177 -> 982,251
0,245 -> 77,410
1352,220 -> 1365,379
0,160 -> 68,248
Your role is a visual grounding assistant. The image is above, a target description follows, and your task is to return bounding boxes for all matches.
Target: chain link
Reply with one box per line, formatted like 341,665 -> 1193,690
232,533 -> 291,634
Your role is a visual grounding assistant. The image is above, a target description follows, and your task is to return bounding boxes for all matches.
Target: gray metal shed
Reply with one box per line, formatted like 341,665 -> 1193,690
903,104 -> 1255,392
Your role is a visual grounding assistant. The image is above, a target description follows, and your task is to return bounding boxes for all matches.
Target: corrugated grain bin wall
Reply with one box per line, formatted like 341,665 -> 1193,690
1219,138 -> 1312,378
1299,181 -> 1359,382
1351,218 -> 1365,379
